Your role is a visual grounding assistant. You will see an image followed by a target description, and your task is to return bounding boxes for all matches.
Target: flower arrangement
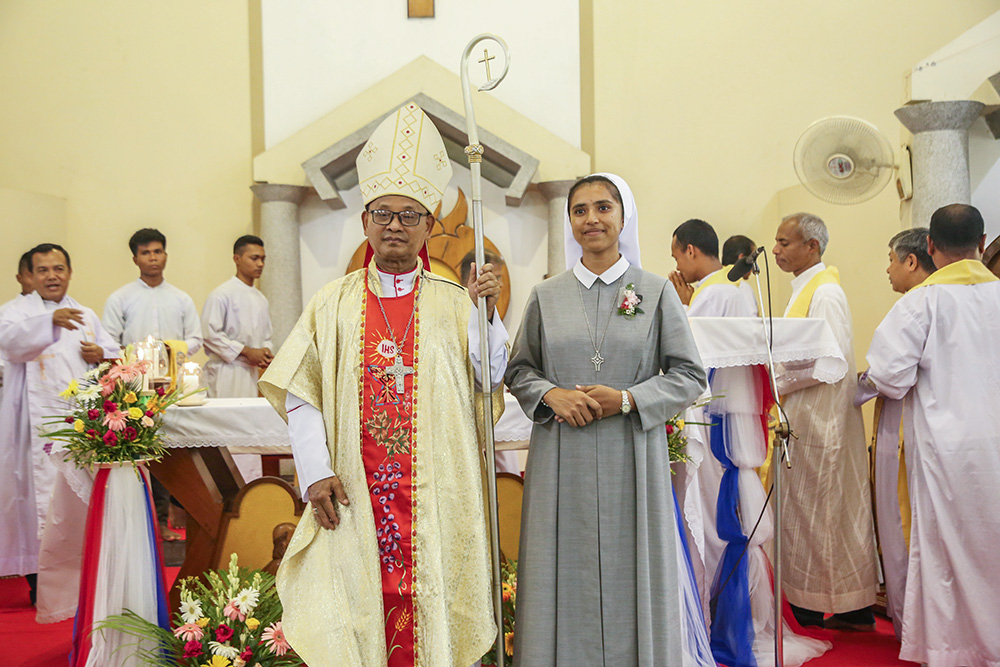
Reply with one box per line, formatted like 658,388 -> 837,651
666,414 -> 690,464
482,558 -> 517,666
96,553 -> 303,666
617,282 -> 644,319
43,347 -> 197,467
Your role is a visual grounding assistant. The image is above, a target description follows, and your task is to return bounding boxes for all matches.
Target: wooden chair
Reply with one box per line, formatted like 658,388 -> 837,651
496,472 -> 525,562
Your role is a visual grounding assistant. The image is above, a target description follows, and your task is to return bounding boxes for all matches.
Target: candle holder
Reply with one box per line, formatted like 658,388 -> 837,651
134,336 -> 169,395
176,361 -> 207,406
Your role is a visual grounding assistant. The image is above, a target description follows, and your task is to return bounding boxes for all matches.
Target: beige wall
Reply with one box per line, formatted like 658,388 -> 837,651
0,1 -> 255,343
0,188 -> 67,303
584,0 -> 998,376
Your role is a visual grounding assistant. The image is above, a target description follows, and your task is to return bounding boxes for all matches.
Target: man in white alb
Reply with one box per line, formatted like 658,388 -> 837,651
854,227 -> 933,640
863,204 -> 1000,666
772,212 -> 877,630
670,219 -> 756,317
0,244 -> 119,604
103,227 -> 202,355
202,234 -> 272,397
103,227 -> 201,539
1,252 -> 35,405
202,234 -> 273,480
722,234 -> 761,316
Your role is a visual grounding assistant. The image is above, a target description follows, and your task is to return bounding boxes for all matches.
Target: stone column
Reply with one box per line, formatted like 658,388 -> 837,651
537,180 -> 575,278
251,183 -> 309,349
895,100 -> 983,228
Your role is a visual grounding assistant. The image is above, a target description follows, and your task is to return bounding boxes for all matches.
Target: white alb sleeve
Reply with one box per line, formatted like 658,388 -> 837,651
285,392 -> 335,503
468,304 -> 509,389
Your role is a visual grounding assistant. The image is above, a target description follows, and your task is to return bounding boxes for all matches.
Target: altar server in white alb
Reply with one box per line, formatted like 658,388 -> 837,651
772,213 -> 877,631
670,218 -> 756,317
863,204 -> 1000,667
102,227 -> 202,355
854,227 -> 934,641
202,235 -> 273,398
0,244 -> 119,602
668,218 -> 755,610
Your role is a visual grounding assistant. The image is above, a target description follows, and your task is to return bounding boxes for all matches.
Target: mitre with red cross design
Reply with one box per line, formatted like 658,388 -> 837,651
356,103 -> 452,214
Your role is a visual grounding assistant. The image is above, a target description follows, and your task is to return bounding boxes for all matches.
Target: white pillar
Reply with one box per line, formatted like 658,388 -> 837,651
894,100 -> 983,228
251,183 -> 308,349
537,180 -> 575,278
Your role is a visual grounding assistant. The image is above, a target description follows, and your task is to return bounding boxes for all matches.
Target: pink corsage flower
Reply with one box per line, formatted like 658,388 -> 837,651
617,282 -> 644,320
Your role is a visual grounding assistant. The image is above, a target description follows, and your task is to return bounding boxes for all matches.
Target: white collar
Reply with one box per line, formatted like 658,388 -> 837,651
790,261 -> 826,291
136,278 -> 167,290
573,255 -> 630,289
376,266 -> 420,297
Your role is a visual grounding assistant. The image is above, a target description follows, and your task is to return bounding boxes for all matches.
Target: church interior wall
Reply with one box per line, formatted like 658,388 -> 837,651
584,0 -> 998,378
0,0 -> 256,351
259,0 -> 582,150
0,188 -> 67,301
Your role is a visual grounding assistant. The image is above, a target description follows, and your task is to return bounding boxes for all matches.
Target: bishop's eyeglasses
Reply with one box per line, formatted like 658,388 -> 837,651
366,208 -> 429,227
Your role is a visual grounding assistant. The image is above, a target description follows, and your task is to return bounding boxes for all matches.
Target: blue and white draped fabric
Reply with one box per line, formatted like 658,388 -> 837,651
704,367 -> 831,667
673,485 -> 719,667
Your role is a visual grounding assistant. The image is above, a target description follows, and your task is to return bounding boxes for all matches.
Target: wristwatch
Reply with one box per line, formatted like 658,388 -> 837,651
620,390 -> 632,415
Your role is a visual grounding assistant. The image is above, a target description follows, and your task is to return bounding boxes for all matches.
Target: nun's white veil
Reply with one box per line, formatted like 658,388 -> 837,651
563,172 -> 642,271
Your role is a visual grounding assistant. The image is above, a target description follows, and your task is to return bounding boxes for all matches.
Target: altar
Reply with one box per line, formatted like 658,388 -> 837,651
151,394 -> 532,603
682,316 -> 847,667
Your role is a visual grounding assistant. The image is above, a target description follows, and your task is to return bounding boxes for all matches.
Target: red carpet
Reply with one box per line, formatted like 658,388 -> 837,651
1,573 -> 915,667
0,568 -> 181,667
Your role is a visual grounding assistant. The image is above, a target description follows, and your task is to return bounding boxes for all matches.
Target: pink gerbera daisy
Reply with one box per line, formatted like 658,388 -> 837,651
261,621 -> 291,656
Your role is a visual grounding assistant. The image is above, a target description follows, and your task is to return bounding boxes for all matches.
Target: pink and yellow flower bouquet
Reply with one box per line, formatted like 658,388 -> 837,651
43,346 -> 199,467
96,553 -> 303,666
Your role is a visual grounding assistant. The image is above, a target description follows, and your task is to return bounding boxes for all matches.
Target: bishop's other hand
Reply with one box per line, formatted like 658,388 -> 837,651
308,475 -> 350,531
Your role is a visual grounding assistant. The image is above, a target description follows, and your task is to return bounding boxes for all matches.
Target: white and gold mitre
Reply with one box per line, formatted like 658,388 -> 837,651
356,102 -> 453,213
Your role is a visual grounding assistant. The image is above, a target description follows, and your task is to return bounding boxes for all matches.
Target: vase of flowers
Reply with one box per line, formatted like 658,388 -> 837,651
98,553 -> 303,666
43,348 -> 203,666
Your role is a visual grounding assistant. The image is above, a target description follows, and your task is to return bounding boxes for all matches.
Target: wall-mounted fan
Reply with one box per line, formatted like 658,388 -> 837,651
793,116 -> 912,205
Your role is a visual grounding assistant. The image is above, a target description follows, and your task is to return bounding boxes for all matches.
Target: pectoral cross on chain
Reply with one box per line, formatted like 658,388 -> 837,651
386,355 -> 414,394
478,48 -> 495,81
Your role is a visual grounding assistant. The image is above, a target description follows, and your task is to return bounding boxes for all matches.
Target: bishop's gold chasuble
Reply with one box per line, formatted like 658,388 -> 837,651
260,266 -> 500,667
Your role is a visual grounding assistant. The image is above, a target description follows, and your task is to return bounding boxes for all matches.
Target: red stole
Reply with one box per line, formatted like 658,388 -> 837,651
361,281 -> 420,666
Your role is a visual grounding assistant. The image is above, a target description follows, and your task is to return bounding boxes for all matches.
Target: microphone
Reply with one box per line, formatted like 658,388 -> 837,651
727,246 -> 765,281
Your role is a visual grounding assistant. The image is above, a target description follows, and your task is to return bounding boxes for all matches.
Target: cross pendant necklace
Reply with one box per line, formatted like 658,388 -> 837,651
369,272 -> 421,391
577,275 -> 624,372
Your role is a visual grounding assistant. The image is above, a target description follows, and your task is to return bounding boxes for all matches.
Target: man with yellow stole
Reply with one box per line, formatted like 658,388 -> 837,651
772,213 -> 877,630
669,218 -> 756,317
855,227 -> 933,640
259,103 -> 507,667
863,205 -> 1000,667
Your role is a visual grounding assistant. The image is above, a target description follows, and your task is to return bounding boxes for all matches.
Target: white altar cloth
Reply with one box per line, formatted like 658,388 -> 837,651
161,394 -> 534,453
688,317 -> 846,380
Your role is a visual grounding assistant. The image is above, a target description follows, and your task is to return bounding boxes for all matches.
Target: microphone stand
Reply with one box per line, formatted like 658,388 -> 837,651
747,254 -> 792,667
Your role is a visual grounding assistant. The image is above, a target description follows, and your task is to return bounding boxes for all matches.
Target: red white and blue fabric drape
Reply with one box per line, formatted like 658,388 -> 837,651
70,464 -> 170,667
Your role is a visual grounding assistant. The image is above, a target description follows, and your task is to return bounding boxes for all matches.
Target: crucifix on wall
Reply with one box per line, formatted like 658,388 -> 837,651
407,0 -> 434,18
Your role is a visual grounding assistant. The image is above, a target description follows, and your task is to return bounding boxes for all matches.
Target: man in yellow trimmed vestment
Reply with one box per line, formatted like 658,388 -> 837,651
771,213 -> 878,631
259,104 -> 507,667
